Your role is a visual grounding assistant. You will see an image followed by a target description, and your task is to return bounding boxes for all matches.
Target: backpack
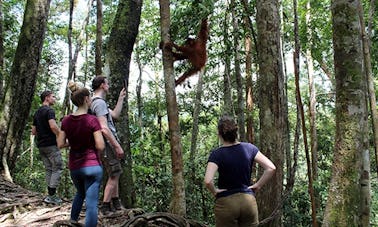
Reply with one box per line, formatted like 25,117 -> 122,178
88,97 -> 103,115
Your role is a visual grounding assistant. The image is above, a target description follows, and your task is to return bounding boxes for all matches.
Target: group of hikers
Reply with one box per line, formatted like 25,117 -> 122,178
31,75 -> 276,227
32,76 -> 125,226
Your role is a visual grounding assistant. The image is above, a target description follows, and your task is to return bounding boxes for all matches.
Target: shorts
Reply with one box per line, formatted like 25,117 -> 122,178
101,142 -> 123,177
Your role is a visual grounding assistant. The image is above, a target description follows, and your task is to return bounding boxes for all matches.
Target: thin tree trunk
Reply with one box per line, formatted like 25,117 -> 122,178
0,0 -> 51,181
359,0 -> 378,180
95,0 -> 103,76
241,0 -> 256,144
135,41 -> 143,139
231,0 -> 245,141
323,0 -> 370,225
305,0 -> 318,181
293,0 -> 317,225
357,0 -> 374,223
0,0 -> 3,99
188,70 -> 204,213
63,0 -> 93,114
159,0 -> 186,216
65,0 -> 74,114
222,10 -> 233,116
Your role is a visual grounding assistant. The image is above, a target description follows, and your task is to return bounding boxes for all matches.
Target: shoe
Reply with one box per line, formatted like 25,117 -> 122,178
112,197 -> 125,211
99,202 -> 112,216
44,195 -> 62,205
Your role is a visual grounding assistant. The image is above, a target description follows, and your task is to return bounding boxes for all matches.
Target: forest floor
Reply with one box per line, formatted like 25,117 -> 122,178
0,176 -> 206,226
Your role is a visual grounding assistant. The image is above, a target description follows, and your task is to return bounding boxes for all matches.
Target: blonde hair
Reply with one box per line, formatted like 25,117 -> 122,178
68,81 -> 90,107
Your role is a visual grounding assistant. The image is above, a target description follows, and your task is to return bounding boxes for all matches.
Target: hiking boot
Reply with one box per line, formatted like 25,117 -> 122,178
112,197 -> 125,211
44,195 -> 62,205
99,202 -> 112,216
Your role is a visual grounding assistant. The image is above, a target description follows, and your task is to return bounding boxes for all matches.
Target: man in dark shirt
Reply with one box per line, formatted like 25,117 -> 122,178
32,90 -> 63,205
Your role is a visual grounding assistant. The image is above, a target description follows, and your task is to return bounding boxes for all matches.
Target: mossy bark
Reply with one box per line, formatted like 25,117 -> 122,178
0,0 -> 51,181
106,0 -> 143,208
322,0 -> 370,226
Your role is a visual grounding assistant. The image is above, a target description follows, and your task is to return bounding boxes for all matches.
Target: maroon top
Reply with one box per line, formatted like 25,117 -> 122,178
61,114 -> 102,170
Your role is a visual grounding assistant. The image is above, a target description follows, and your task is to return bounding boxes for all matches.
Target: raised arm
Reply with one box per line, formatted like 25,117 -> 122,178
110,88 -> 126,120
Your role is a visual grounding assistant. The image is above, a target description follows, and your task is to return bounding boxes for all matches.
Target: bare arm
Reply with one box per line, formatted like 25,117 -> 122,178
249,152 -> 276,191
204,162 -> 226,197
97,116 -> 124,159
110,88 -> 126,120
31,125 -> 37,135
57,130 -> 69,149
93,130 -> 105,152
48,119 -> 60,136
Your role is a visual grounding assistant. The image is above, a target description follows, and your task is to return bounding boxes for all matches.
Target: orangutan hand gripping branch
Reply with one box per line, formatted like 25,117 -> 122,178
162,18 -> 209,86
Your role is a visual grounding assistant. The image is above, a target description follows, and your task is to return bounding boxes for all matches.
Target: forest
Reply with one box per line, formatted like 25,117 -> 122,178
0,0 -> 377,226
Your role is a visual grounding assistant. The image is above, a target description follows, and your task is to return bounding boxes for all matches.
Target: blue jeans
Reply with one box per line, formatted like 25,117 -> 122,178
70,165 -> 103,227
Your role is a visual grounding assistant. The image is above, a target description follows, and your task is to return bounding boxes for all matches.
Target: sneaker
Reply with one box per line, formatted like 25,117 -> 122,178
99,202 -> 112,216
112,197 -> 125,211
44,195 -> 62,205
70,220 -> 84,227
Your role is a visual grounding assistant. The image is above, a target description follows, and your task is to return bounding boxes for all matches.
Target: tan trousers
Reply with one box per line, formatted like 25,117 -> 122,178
214,193 -> 259,227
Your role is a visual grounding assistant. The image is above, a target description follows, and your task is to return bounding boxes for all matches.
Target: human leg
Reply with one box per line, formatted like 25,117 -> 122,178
46,146 -> 63,189
214,195 -> 239,227
84,165 -> 103,227
70,168 -> 86,222
39,147 -> 53,187
238,194 -> 259,227
101,143 -> 123,213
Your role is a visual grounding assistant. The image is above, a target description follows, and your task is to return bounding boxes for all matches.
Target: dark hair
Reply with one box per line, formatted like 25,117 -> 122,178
91,76 -> 107,91
68,81 -> 90,107
40,90 -> 53,102
218,115 -> 238,143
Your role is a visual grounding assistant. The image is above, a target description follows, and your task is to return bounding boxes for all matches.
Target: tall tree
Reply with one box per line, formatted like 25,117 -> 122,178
255,0 -> 287,225
305,0 -> 318,181
293,0 -> 317,225
322,0 -> 370,225
63,0 -> 93,114
0,0 -> 3,99
241,0 -> 257,144
159,0 -> 186,216
361,0 -> 378,179
230,0 -> 245,141
95,0 -> 103,76
222,8 -> 233,116
0,0 -> 52,181
106,0 -> 142,208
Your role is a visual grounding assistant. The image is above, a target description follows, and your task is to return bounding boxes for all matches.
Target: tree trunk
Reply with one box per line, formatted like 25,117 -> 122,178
188,71 -> 204,214
222,10 -> 233,116
241,0 -> 256,144
159,0 -> 186,216
135,41 -> 143,139
359,0 -> 378,180
322,0 -> 370,225
293,0 -> 317,225
0,0 -> 3,99
63,0 -> 93,114
0,0 -> 51,181
95,0 -> 103,76
231,0 -> 245,141
305,0 -> 318,182
106,0 -> 142,208
255,0 -> 286,225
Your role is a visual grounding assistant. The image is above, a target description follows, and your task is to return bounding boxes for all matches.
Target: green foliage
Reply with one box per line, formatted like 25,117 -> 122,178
6,0 -> 378,225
